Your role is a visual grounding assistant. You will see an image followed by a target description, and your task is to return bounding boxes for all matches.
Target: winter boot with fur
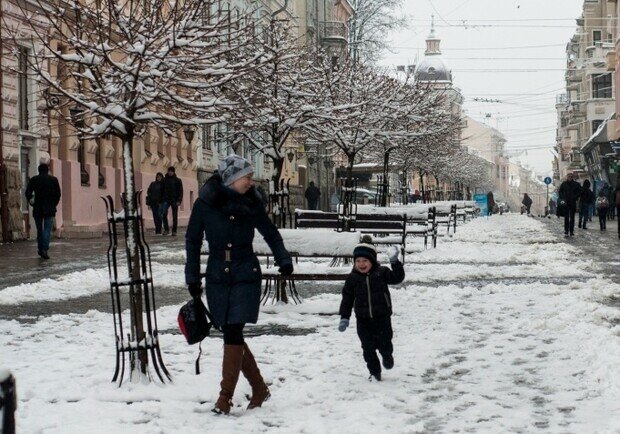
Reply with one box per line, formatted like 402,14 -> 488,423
241,343 -> 271,409
212,344 -> 244,415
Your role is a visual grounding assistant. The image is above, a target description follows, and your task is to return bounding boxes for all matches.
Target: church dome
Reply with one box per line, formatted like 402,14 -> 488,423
415,56 -> 452,82
415,17 -> 452,83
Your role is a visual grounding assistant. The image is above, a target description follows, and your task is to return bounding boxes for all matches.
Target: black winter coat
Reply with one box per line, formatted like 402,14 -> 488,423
305,185 -> 320,202
185,174 -> 292,327
25,174 -> 61,218
146,181 -> 163,207
163,174 -> 183,203
579,187 -> 594,207
558,180 -> 582,207
339,261 -> 405,320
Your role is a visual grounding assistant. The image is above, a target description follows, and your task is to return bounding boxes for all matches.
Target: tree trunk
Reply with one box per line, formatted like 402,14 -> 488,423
122,135 -> 148,380
381,151 -> 390,207
271,156 -> 285,186
419,170 -> 426,204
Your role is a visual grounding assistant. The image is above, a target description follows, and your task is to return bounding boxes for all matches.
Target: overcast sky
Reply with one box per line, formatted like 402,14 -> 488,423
381,0 -> 586,176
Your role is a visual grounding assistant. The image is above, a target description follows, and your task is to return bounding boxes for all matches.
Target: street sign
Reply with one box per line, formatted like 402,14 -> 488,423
544,177 -> 552,185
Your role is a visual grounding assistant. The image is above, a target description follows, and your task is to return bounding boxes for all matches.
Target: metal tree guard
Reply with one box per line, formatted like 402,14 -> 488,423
338,177 -> 358,232
268,178 -> 293,228
102,192 -> 171,386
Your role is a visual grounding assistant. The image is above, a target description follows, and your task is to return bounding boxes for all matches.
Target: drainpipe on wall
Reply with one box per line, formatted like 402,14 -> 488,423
0,0 -> 12,242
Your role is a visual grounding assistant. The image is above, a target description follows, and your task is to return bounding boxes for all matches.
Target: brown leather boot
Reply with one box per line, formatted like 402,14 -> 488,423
241,343 -> 271,409
212,344 -> 244,415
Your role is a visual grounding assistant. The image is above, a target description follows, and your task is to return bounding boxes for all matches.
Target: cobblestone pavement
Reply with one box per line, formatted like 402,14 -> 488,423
0,233 -> 186,320
1,215 -> 617,322
540,214 -> 619,284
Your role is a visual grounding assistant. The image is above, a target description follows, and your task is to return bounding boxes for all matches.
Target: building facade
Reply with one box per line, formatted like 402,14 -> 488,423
556,0 -> 617,186
0,0 -> 51,241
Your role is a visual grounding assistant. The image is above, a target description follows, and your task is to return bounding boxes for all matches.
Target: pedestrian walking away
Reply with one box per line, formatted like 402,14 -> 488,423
338,236 -> 405,382
146,172 -> 164,234
578,179 -> 594,230
161,166 -> 183,235
25,163 -> 61,259
614,183 -> 620,239
558,173 -> 581,237
522,193 -> 533,215
185,154 -> 293,415
487,191 -> 496,216
304,181 -> 321,210
607,183 -> 616,220
595,189 -> 609,231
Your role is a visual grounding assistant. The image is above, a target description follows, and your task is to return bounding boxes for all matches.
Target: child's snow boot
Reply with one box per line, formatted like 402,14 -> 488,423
382,354 -> 394,370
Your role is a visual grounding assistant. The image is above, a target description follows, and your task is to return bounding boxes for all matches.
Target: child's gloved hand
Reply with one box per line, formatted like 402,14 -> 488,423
338,318 -> 349,332
387,246 -> 400,263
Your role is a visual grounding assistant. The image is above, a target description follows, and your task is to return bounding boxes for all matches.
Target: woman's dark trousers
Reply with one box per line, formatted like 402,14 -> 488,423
598,209 -> 608,230
356,316 -> 393,376
151,205 -> 162,234
578,204 -> 589,229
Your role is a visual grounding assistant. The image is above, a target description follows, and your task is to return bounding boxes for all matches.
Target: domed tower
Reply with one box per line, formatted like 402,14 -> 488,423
415,16 -> 453,84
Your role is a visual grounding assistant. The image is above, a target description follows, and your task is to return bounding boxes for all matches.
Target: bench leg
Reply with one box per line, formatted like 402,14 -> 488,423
288,280 -> 302,304
275,280 -> 288,304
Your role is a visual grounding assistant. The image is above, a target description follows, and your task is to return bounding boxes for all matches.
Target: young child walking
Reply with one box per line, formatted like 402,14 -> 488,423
338,236 -> 405,381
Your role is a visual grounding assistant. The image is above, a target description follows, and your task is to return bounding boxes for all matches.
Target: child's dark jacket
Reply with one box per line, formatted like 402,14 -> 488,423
339,261 -> 405,320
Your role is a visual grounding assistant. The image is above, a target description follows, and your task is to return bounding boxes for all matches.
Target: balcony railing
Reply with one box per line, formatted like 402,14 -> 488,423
319,21 -> 348,45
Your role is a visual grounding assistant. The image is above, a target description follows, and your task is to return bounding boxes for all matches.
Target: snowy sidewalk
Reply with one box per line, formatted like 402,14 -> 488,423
0,215 -> 619,432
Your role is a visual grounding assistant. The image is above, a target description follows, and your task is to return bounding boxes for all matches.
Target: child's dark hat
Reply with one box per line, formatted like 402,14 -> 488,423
353,235 -> 377,263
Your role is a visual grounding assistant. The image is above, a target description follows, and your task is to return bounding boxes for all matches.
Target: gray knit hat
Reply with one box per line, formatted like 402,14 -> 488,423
218,155 -> 254,186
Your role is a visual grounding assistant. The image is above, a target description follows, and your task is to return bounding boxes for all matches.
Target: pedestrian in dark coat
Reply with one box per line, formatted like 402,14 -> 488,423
338,236 -> 405,381
161,166 -> 183,235
614,183 -> 620,239
304,181 -> 321,210
578,179 -> 594,230
185,154 -> 293,415
25,164 -> 61,259
487,191 -> 495,216
522,193 -> 533,215
146,172 -> 164,234
558,173 -> 581,236
595,189 -> 610,231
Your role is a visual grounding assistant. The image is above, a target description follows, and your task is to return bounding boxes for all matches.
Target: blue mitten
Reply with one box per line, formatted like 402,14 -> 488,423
338,318 -> 349,332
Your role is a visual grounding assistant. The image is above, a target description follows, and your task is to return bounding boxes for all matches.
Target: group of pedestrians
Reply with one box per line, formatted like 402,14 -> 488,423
558,173 -> 620,238
146,166 -> 184,236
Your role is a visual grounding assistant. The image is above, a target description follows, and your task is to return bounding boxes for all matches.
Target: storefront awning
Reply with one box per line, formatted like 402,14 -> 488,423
582,112 -> 616,153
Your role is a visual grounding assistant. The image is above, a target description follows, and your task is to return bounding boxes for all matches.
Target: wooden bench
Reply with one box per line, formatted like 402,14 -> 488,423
405,206 -> 437,249
435,204 -> 457,235
295,210 -> 407,259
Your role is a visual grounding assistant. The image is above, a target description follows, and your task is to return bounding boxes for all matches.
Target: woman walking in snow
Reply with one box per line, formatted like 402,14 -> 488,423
338,236 -> 405,381
578,179 -> 594,230
185,155 -> 293,415
595,189 -> 609,231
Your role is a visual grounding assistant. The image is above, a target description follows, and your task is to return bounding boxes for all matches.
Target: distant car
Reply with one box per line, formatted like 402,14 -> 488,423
355,188 -> 378,203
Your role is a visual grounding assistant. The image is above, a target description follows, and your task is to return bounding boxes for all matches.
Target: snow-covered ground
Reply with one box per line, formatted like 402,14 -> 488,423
1,214 -> 619,433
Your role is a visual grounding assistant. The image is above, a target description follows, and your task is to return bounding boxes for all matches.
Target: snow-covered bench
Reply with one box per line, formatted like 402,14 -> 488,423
436,204 -> 457,235
354,205 -> 438,249
294,210 -> 408,256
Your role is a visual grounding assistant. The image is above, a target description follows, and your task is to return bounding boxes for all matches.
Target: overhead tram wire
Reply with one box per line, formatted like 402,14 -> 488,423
389,43 -> 566,50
